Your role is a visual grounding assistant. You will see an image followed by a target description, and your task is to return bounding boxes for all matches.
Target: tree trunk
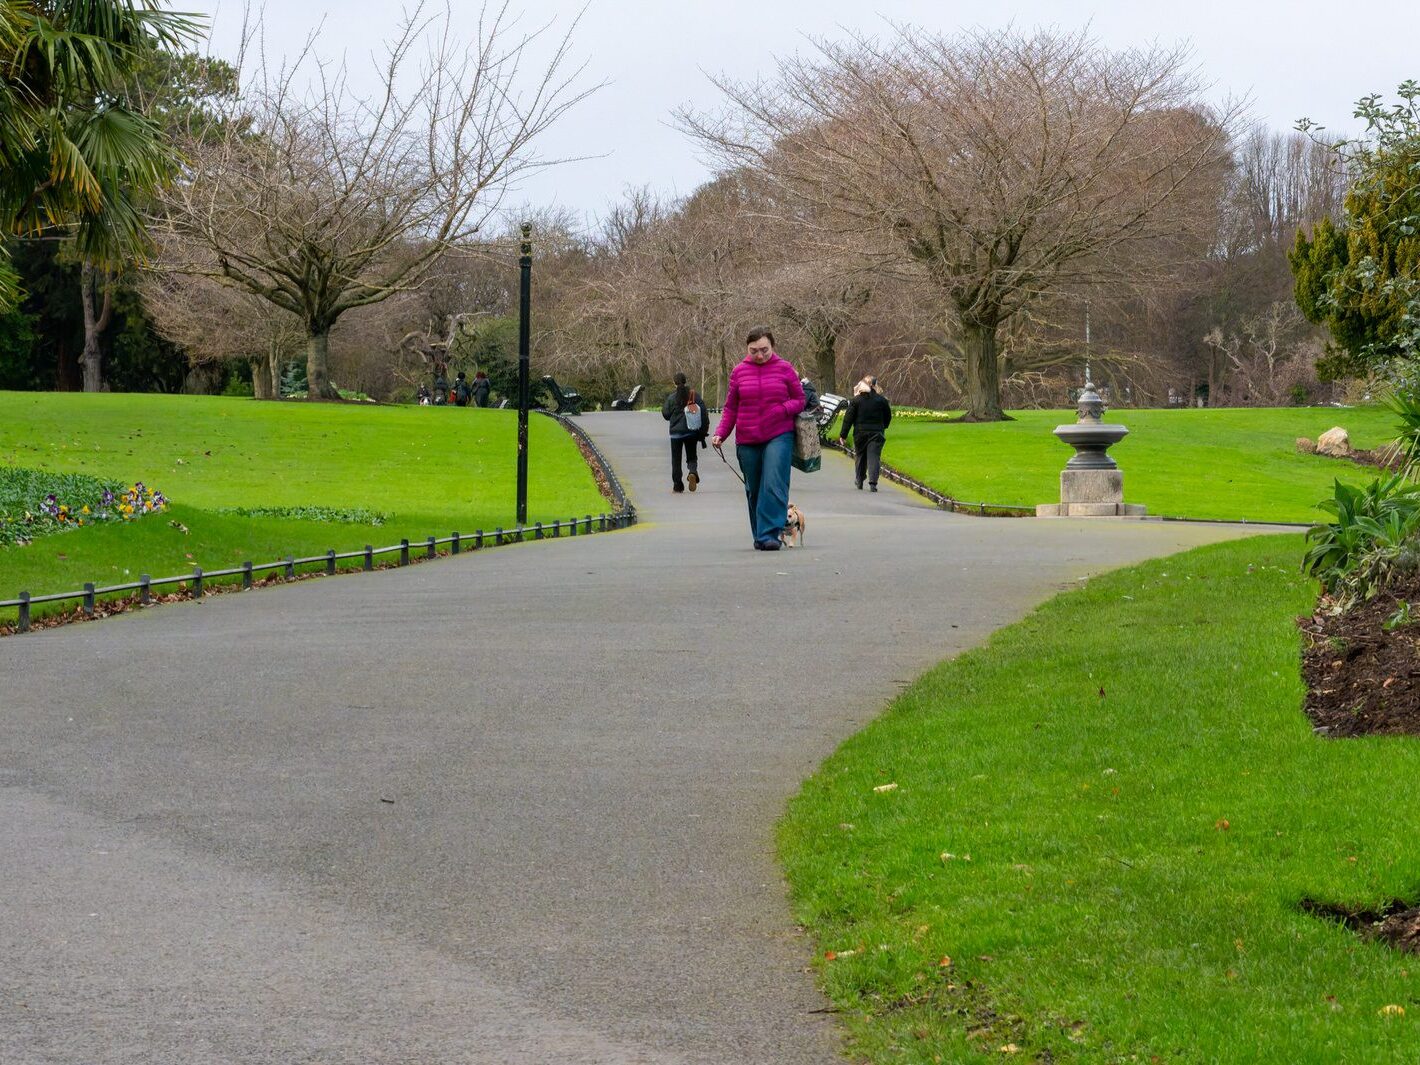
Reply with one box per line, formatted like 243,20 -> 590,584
812,327 -> 837,393
961,319 -> 1007,421
250,355 -> 274,399
718,340 -> 729,406
80,262 -> 114,394
306,330 -> 340,400
267,344 -> 282,399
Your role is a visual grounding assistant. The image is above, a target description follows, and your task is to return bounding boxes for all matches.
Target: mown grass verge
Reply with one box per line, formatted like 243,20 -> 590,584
0,393 -> 607,621
835,407 -> 1398,523
780,535 -> 1420,1062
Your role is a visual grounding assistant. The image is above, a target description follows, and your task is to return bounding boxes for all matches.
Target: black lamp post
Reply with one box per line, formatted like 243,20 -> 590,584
516,222 -> 531,526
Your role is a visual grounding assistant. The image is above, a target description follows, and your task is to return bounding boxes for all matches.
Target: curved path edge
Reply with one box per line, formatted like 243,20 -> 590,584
0,411 -> 1270,1064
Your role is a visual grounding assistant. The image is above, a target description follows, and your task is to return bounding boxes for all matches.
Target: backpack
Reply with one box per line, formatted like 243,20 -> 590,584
684,390 -> 703,433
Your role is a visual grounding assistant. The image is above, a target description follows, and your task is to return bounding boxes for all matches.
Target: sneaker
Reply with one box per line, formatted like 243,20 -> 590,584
687,471 -> 698,492
870,484 -> 878,492
758,539 -> 781,551
855,481 -> 863,490
673,484 -> 684,493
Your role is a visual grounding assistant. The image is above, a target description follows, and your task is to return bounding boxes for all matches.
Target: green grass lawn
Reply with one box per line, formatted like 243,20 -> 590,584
853,407 -> 1399,523
0,393 -> 607,618
781,536 -> 1420,1062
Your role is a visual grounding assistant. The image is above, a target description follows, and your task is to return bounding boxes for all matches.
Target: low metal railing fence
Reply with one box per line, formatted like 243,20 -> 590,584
4,410 -> 638,635
823,439 -> 1033,517
2,510 -> 634,634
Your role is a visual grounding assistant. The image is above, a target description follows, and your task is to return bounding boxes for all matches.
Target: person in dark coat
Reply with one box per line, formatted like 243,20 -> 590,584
838,376 -> 892,491
432,372 -> 448,405
472,371 -> 491,407
453,371 -> 472,406
661,372 -> 707,492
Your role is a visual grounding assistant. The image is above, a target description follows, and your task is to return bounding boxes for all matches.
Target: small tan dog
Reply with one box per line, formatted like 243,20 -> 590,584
781,503 -> 807,548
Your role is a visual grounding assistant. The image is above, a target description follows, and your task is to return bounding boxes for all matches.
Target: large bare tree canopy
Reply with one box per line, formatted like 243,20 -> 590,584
155,3 -> 592,398
682,27 -> 1239,419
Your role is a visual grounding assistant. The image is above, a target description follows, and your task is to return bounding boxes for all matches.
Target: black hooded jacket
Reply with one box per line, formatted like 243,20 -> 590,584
840,391 -> 892,440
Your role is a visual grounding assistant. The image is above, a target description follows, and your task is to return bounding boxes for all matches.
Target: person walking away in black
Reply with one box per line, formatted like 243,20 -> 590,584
453,371 -> 472,407
472,371 -> 491,407
662,372 -> 705,493
839,376 -> 892,491
432,371 -> 448,405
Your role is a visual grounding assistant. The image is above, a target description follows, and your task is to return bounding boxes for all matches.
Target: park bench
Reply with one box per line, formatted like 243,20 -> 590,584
541,375 -> 584,416
817,392 -> 848,439
610,383 -> 644,411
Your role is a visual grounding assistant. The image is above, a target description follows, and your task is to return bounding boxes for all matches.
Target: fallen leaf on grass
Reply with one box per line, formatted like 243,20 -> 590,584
872,782 -> 898,793
1380,1004 -> 1405,1017
938,955 -> 952,967
1215,819 -> 1230,831
999,1044 -> 1019,1054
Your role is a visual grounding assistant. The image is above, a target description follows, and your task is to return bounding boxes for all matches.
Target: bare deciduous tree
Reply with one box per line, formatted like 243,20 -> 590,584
141,238 -> 304,399
155,4 -> 592,398
683,26 -> 1238,419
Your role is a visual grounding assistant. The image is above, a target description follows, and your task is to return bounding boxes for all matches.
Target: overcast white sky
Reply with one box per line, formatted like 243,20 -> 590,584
190,0 -> 1418,225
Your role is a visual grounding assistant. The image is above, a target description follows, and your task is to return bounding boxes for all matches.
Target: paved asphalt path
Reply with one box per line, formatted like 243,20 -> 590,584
0,412 -> 1269,1064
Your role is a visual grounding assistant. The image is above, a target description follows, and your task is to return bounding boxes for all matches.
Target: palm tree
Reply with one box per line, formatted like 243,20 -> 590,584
0,0 -> 198,387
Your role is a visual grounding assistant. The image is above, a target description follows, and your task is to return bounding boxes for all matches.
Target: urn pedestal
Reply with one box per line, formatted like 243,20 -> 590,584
1035,384 -> 1147,518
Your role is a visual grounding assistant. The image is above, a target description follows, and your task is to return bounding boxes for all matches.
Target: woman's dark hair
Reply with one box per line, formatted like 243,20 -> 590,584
673,371 -> 690,408
745,327 -> 775,348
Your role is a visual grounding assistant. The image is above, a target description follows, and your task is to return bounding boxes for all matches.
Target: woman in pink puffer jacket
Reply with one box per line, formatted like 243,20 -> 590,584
711,327 -> 806,550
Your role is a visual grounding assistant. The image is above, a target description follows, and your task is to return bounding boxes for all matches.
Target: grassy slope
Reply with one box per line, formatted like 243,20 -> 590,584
866,407 -> 1398,523
0,393 -> 606,614
781,536 -> 1420,1062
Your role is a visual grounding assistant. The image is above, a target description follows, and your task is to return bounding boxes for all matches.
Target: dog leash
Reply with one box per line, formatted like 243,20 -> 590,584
713,443 -> 746,485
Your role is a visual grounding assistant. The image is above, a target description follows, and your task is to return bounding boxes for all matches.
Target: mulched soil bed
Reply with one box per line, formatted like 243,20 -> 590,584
1301,898 -> 1420,956
1299,573 -> 1420,737
1346,447 -> 1404,471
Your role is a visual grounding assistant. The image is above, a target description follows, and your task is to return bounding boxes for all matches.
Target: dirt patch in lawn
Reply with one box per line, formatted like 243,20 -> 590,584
1346,447 -> 1405,472
1300,898 -> 1420,955
1299,574 -> 1420,737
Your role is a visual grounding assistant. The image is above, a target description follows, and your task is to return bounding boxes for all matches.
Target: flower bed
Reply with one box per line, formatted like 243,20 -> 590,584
1,468 -> 168,546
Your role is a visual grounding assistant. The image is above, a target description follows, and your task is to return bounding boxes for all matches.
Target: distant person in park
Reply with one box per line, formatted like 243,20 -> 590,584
662,372 -> 706,493
417,383 -> 431,406
839,375 -> 892,491
711,328 -> 806,550
472,371 -> 491,408
453,371 -> 472,407
432,371 -> 448,405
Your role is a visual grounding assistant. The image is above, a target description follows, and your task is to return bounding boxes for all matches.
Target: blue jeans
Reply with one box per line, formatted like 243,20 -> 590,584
736,431 -> 793,546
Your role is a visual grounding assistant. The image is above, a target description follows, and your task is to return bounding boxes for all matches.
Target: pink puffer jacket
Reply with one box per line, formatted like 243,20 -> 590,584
714,354 -> 806,446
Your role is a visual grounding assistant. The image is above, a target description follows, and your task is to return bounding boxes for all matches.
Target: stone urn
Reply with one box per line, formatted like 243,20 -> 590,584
1036,381 -> 1146,517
